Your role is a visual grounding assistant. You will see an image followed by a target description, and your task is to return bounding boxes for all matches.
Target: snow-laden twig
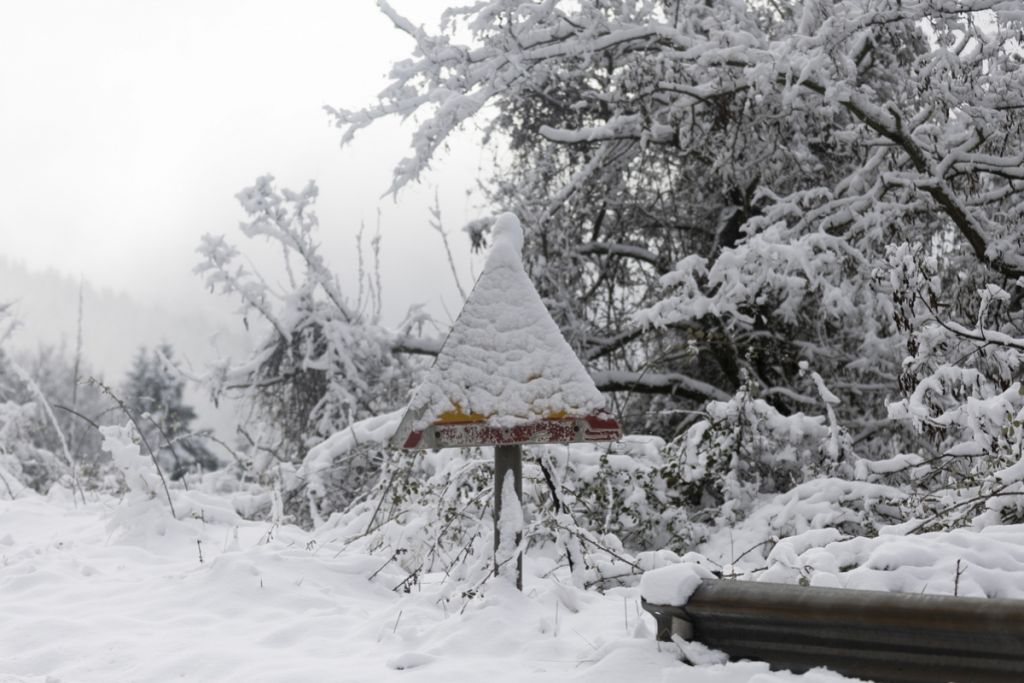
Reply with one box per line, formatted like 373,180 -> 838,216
92,379 -> 176,518
7,360 -> 83,505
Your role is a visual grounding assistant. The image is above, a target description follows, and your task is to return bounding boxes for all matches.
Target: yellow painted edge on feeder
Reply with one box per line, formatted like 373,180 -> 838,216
436,407 -> 487,423
434,404 -> 572,424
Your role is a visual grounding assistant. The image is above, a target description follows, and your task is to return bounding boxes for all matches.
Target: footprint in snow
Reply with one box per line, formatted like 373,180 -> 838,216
386,652 -> 436,670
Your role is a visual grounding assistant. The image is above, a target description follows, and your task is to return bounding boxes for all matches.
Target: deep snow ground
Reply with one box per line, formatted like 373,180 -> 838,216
0,491 -> 861,683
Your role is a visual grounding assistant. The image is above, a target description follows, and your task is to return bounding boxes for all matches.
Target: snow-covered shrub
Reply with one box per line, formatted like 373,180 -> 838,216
0,340 -> 127,494
0,400 -> 58,497
306,404 -> 902,593
0,308 -> 91,496
195,176 -> 431,524
543,436 -> 687,551
865,243 -> 1024,530
297,409 -> 407,527
664,378 -> 846,524
100,423 -> 171,501
99,422 -> 248,532
314,442 -> 494,593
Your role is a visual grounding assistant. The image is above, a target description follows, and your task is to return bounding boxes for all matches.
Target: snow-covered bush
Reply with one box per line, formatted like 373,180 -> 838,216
0,399 -> 55,497
100,423 -> 172,503
0,343 -> 131,496
99,421 -> 250,533
865,243 -> 1024,530
301,410 -> 663,590
0,308 -> 91,497
196,176 -> 433,524
664,373 -> 849,524
304,403 -> 905,593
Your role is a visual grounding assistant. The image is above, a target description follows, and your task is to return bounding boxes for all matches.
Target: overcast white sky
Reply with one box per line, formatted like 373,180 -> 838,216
0,0 -> 485,326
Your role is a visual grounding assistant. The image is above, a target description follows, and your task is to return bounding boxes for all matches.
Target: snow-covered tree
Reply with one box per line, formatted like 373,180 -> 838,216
195,176 -> 433,522
333,0 -> 1024,530
121,344 -> 217,480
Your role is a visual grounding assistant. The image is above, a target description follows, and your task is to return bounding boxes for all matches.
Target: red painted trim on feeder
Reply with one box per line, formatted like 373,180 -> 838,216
402,430 -> 423,449
583,413 -> 622,441
400,412 -> 621,449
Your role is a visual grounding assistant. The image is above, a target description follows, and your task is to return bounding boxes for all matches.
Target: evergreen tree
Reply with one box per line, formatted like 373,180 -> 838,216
122,345 -> 217,479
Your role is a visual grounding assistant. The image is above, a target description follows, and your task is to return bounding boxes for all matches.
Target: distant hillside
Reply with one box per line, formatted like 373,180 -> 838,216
0,255 -> 250,435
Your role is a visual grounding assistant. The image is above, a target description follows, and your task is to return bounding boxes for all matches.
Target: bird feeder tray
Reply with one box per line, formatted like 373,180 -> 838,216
400,412 -> 620,449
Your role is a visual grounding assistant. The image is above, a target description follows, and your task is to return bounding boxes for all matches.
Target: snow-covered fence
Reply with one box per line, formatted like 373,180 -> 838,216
642,579 -> 1024,683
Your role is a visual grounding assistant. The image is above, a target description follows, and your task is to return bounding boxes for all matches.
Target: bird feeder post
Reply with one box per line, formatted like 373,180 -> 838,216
493,444 -> 523,589
390,213 -> 620,593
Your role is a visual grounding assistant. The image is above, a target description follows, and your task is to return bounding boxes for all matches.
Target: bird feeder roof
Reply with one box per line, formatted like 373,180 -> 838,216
392,213 -> 620,449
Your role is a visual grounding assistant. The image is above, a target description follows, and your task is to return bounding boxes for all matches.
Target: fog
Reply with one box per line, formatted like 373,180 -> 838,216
0,0 -> 485,357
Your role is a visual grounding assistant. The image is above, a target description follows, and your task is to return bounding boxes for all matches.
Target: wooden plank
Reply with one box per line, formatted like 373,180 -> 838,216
401,413 -> 620,449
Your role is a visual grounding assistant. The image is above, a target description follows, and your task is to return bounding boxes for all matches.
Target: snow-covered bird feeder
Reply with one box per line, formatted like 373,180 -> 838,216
391,213 -> 620,589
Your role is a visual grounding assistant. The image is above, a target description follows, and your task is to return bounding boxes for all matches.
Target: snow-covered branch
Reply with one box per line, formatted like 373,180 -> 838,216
576,242 -> 667,273
591,370 -> 730,402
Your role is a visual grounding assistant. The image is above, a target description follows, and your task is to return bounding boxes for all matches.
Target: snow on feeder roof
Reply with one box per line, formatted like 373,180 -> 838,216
392,213 -> 620,449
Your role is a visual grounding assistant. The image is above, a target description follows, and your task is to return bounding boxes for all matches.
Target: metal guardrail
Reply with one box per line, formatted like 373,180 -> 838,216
642,579 -> 1024,683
